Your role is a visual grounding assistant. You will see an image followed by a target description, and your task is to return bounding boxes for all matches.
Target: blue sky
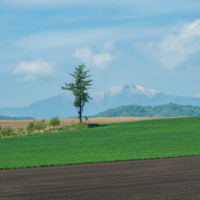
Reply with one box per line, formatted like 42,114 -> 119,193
1,0 -> 200,106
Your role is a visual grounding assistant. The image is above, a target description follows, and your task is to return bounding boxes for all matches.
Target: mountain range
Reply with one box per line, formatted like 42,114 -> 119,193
1,84 -> 200,119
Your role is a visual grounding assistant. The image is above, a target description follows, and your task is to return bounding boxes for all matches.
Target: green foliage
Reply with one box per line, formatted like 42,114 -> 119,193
27,121 -> 35,133
95,103 -> 200,117
0,127 -> 15,137
16,128 -> 26,136
1,117 -> 200,169
62,64 -> 93,123
33,120 -> 47,131
49,117 -> 60,127
63,123 -> 87,131
27,120 -> 47,133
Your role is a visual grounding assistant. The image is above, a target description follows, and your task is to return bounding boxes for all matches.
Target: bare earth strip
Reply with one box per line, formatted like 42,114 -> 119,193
0,117 -> 172,130
0,156 -> 200,200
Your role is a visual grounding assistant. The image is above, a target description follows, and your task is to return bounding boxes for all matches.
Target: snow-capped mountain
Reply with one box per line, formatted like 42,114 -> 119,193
0,84 -> 200,119
93,84 -> 159,100
108,84 -> 159,97
87,84 -> 161,114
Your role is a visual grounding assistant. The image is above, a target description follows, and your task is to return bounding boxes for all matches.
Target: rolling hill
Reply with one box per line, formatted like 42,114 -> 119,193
95,103 -> 200,117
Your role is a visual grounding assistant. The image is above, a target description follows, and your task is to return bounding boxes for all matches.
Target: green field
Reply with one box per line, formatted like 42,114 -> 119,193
0,117 -> 200,169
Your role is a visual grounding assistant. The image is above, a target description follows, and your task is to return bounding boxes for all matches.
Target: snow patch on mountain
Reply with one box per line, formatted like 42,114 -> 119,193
92,84 -> 159,100
130,84 -> 159,97
107,84 -> 159,97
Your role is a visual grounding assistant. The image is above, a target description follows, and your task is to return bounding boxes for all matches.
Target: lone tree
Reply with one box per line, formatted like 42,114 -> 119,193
61,64 -> 93,124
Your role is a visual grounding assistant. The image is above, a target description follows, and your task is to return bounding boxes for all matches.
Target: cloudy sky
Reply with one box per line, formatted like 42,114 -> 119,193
1,0 -> 200,106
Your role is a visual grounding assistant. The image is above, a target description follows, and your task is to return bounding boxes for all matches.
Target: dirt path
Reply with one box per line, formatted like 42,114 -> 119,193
0,156 -> 200,200
0,117 -> 173,130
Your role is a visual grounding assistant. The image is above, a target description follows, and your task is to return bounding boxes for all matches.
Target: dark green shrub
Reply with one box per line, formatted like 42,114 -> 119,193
17,128 -> 26,136
34,120 -> 47,131
27,120 -> 47,133
27,121 -> 35,133
0,127 -> 15,137
49,117 -> 60,128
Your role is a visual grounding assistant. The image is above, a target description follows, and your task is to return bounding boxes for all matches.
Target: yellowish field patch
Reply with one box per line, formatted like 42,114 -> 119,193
0,117 -> 172,131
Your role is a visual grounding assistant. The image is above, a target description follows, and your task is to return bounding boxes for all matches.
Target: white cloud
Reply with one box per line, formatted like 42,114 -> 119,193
93,54 -> 113,67
15,27 -> 137,50
108,86 -> 123,96
13,25 -> 169,59
148,19 -> 200,69
73,47 -> 114,69
14,61 -> 55,82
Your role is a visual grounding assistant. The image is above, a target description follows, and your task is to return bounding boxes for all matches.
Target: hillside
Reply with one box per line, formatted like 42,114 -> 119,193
95,103 -> 200,117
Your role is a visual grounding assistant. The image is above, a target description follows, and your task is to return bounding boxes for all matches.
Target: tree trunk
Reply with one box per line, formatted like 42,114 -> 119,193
79,114 -> 82,124
78,108 -> 82,124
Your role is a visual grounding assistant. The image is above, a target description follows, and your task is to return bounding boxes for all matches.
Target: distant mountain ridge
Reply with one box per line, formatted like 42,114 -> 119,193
0,84 -> 200,119
0,116 -> 33,120
95,103 -> 200,117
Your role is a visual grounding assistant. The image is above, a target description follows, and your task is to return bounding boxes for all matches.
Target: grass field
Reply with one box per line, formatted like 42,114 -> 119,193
0,117 -> 200,170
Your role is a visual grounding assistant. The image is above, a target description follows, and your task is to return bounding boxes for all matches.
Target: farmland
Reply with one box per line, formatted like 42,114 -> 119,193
1,156 -> 200,200
0,117 -> 170,131
0,117 -> 200,170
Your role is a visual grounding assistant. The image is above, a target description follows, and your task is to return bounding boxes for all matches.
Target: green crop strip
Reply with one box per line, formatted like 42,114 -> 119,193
0,117 -> 200,169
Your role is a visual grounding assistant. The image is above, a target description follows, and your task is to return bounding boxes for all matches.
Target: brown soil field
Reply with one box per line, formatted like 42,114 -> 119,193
0,117 -> 171,131
0,156 -> 200,200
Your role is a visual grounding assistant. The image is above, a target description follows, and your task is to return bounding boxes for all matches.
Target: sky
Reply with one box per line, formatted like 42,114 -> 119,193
1,0 -> 200,107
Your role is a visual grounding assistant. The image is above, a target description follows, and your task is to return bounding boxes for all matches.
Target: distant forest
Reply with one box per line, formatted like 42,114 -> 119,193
95,103 -> 200,117
0,116 -> 33,120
